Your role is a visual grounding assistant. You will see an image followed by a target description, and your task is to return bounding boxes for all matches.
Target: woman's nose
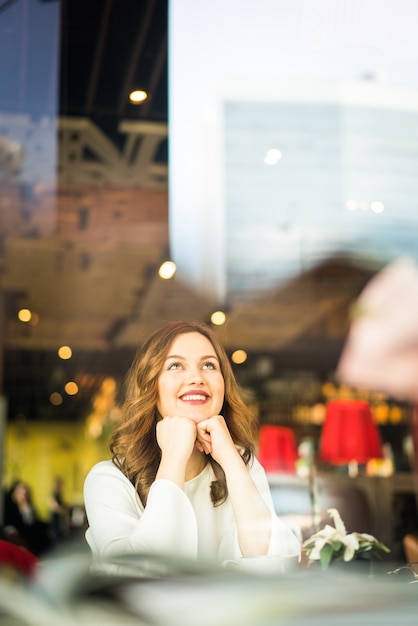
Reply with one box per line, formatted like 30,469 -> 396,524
186,367 -> 204,384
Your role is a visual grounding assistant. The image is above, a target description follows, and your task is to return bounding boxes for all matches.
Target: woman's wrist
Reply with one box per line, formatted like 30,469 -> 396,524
156,453 -> 188,488
218,446 -> 245,476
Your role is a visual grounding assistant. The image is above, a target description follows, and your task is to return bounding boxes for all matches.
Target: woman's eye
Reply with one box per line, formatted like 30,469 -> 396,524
167,362 -> 183,370
202,361 -> 216,370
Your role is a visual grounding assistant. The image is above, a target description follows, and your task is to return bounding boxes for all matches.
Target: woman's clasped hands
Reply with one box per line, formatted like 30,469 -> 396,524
156,414 -> 236,465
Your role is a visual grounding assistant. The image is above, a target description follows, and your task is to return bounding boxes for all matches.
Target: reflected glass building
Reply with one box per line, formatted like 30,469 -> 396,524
223,79 -> 418,302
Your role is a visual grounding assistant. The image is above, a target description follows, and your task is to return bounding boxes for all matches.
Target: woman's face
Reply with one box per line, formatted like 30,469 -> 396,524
13,482 -> 28,503
157,332 -> 225,424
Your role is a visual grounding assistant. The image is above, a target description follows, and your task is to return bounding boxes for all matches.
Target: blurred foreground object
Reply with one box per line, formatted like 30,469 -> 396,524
0,550 -> 417,625
403,534 -> 418,565
337,257 -> 418,401
0,539 -> 38,579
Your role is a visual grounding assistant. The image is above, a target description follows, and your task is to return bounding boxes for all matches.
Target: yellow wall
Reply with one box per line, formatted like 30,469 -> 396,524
3,420 -> 110,519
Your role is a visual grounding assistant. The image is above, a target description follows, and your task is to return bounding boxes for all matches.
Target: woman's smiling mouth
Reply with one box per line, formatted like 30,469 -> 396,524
180,393 -> 209,402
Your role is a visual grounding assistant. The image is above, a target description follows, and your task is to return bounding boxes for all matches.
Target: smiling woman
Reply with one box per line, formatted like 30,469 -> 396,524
83,320 -> 301,575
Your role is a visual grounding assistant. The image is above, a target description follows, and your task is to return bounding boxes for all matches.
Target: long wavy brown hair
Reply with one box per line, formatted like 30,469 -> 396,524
110,320 -> 257,506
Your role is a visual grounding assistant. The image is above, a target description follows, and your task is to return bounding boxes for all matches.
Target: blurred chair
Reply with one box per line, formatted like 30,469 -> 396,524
269,476 -> 372,541
0,539 -> 38,579
318,484 -> 371,534
258,425 -> 298,474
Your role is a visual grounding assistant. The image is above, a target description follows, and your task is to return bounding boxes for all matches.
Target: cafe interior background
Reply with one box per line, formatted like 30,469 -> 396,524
1,0 -> 418,561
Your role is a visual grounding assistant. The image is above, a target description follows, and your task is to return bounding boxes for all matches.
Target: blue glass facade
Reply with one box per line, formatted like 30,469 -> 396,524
224,99 -> 418,301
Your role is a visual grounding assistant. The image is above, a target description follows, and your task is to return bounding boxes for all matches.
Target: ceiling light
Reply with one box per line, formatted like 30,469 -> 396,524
211,311 -> 226,325
65,381 -> 79,395
129,89 -> 148,104
50,392 -> 63,406
371,201 -> 385,213
264,148 -> 282,165
58,345 -> 72,360
17,308 -> 32,322
231,349 -> 247,364
158,260 -> 176,279
345,200 -> 357,211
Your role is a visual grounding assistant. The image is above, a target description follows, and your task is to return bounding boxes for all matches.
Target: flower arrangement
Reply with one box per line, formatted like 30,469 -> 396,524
302,508 -> 390,568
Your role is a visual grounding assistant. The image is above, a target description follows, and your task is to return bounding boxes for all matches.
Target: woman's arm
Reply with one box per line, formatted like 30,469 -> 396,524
197,416 -> 301,559
85,418 -> 203,566
83,461 -> 198,563
155,415 -> 198,486
222,450 -> 274,556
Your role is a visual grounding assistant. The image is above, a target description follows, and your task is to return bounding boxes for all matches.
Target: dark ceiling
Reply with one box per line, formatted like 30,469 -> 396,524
59,0 -> 168,131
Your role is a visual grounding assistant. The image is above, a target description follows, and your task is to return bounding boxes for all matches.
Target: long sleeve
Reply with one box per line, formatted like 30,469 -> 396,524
248,458 -> 301,558
84,461 -> 198,570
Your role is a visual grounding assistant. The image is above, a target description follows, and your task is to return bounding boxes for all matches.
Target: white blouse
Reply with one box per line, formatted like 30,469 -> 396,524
83,458 -> 301,574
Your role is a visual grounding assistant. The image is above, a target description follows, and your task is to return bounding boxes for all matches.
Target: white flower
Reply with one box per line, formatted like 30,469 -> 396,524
327,508 -> 346,535
302,508 -> 390,568
341,533 -> 359,561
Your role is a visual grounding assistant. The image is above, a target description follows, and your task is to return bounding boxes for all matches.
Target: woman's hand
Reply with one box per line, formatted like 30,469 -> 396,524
196,415 -> 240,466
156,416 -> 197,463
155,416 -> 199,488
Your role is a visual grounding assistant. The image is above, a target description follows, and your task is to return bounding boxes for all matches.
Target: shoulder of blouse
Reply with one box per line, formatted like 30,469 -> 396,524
85,459 -> 125,482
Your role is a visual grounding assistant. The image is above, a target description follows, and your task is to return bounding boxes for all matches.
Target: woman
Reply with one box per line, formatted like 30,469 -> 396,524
48,476 -> 70,545
84,321 -> 300,574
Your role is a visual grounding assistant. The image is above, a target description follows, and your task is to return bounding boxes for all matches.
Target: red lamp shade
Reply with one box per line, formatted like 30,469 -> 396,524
258,424 -> 298,473
319,399 -> 383,464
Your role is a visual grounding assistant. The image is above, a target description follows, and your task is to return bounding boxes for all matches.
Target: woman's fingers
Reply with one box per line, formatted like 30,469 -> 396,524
198,415 -> 237,463
196,427 -> 212,454
197,415 -> 229,456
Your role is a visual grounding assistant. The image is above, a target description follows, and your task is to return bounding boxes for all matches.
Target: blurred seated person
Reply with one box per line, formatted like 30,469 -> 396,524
48,476 -> 70,544
3,480 -> 52,557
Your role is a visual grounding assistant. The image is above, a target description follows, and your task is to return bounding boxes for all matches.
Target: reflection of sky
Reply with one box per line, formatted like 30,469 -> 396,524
0,0 -> 59,184
287,0 -> 418,86
170,0 -> 418,93
175,0 -> 418,87
169,0 -> 418,302
0,0 -> 59,118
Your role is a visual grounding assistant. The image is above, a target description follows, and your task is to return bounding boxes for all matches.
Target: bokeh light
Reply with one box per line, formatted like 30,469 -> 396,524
211,310 -> 226,325
231,349 -> 247,364
58,345 -> 72,360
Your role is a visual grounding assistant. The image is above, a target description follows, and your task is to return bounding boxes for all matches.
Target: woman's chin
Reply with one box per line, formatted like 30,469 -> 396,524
187,414 -> 207,424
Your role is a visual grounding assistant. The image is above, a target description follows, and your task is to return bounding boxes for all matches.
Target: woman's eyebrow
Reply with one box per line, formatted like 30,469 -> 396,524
165,354 -> 219,360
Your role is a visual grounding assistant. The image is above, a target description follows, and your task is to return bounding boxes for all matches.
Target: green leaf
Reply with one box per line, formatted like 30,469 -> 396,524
375,541 -> 391,553
320,543 -> 334,568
